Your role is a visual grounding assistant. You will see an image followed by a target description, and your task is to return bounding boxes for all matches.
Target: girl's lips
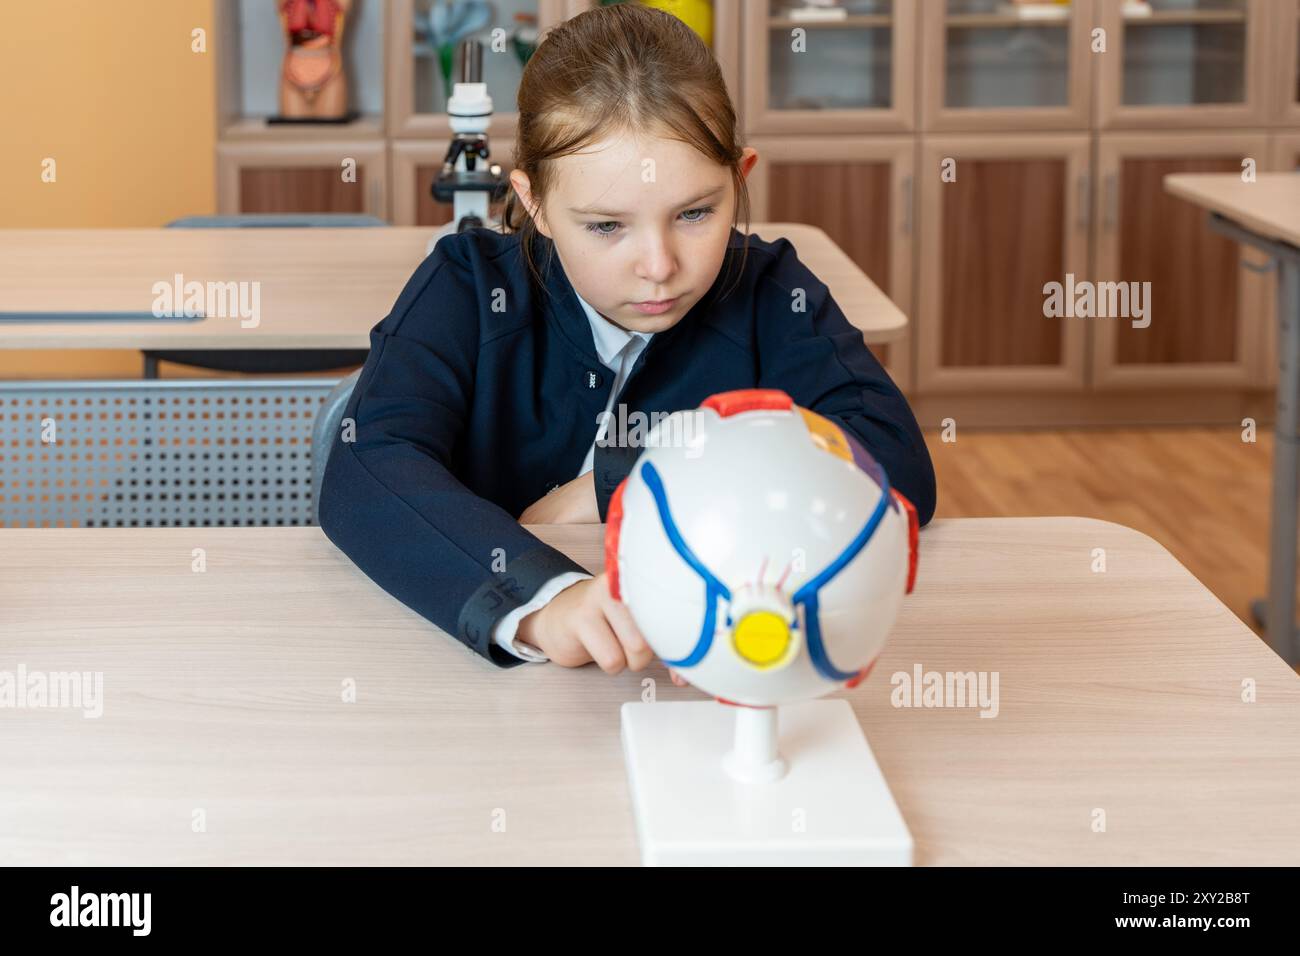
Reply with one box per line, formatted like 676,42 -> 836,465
631,297 -> 678,315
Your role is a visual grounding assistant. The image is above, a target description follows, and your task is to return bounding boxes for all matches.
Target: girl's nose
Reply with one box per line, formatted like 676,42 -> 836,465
635,234 -> 678,286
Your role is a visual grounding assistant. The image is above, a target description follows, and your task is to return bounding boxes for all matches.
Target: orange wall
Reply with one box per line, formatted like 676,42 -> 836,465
0,0 -> 217,377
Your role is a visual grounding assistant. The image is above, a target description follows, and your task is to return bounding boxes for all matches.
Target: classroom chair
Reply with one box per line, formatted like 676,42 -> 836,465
309,368 -> 362,525
0,378 -> 336,528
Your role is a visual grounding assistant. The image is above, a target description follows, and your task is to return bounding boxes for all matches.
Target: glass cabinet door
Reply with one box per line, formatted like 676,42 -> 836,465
220,0 -> 386,136
389,0 -> 566,137
921,0 -> 1093,130
1097,0 -> 1270,126
743,1 -> 916,133
413,0 -> 539,115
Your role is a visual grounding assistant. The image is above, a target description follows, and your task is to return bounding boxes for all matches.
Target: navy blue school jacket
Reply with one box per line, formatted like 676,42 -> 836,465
318,225 -> 936,668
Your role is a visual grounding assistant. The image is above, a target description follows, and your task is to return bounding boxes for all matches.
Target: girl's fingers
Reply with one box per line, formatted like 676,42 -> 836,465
601,597 -> 653,670
578,618 -> 627,675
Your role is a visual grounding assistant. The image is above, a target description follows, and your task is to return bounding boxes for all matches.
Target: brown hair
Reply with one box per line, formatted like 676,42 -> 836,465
500,2 -> 751,303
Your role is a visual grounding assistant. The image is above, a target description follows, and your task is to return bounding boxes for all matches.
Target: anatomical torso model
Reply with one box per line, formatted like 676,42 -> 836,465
276,0 -> 352,120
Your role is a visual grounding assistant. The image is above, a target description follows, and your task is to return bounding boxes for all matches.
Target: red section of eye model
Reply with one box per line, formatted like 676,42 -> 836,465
891,488 -> 919,595
604,478 -> 629,600
701,389 -> 793,418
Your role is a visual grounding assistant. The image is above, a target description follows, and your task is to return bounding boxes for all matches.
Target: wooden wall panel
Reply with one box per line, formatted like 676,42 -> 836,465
1115,157 -> 1241,366
239,168 -> 366,214
767,160 -> 893,366
940,158 -> 1065,368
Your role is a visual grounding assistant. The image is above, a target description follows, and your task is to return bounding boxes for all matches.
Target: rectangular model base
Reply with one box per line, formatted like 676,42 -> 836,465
620,699 -> 913,866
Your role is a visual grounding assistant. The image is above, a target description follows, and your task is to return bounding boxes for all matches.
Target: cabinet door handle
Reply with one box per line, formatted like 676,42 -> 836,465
1076,172 -> 1091,231
900,175 -> 913,237
1103,173 -> 1118,231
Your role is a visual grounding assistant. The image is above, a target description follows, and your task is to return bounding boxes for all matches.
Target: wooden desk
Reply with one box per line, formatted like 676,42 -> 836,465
2,518 -> 1297,865
0,223 -> 906,350
1166,173 -> 1300,667
1164,174 -> 1300,249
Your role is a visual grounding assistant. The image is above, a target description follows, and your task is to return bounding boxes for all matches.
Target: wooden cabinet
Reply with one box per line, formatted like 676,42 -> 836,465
742,1 -> 916,134
1096,0 -> 1272,128
1090,132 -> 1269,389
745,135 -> 915,390
920,0 -> 1095,131
215,0 -> 388,216
390,138 -> 516,226
207,0 -> 1300,416
217,138 -> 389,217
916,135 -> 1091,392
1276,0 -> 1300,126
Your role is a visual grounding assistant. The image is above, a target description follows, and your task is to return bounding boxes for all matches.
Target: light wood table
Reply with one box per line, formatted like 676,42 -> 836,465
1165,174 -> 1300,249
0,223 -> 906,350
1166,173 -> 1300,667
2,518 -> 1298,865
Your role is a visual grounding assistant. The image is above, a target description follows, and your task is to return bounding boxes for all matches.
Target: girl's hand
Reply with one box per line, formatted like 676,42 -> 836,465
518,471 -> 599,525
516,571 -> 653,673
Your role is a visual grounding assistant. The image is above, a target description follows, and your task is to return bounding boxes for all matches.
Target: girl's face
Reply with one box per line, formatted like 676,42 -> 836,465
511,131 -> 759,334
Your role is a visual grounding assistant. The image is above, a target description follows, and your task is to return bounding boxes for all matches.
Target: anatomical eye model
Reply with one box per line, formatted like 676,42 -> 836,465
609,388 -> 918,709
275,0 -> 354,122
611,388 -> 920,866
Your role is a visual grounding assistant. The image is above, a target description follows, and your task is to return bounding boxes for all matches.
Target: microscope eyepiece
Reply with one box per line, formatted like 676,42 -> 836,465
460,40 -> 482,85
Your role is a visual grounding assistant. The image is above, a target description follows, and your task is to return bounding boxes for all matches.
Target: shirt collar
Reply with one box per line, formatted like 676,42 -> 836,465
572,287 -> 653,368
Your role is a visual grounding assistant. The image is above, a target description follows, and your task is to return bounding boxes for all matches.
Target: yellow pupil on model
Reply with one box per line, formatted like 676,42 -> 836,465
732,611 -> 792,667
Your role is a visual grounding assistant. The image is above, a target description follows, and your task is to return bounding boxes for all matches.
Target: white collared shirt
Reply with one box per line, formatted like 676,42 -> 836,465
491,289 -> 654,662
577,293 -> 654,477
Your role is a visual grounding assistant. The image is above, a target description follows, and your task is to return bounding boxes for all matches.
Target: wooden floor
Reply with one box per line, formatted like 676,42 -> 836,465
928,426 -> 1290,661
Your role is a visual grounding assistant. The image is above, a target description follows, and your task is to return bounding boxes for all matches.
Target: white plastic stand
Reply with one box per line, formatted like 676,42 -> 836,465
621,699 -> 913,866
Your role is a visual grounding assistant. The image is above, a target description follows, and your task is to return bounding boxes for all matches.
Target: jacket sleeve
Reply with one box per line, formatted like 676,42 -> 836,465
317,251 -> 591,667
754,264 -> 937,527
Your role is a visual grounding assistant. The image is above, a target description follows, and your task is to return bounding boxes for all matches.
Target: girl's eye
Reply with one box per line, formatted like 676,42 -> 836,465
583,205 -> 716,238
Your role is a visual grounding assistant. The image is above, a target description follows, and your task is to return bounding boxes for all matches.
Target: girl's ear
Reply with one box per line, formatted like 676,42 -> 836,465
739,147 -> 759,181
508,169 -> 552,239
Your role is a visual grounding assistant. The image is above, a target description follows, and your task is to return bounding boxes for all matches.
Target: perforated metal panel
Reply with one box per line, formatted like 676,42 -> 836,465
0,380 -> 338,528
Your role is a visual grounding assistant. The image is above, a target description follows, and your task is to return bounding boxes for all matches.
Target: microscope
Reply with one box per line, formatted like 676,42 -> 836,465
426,39 -> 512,254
